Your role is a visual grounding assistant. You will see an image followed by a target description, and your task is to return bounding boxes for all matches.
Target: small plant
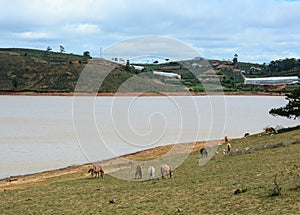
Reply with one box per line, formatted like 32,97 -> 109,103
287,163 -> 300,189
269,174 -> 282,197
234,186 -> 248,195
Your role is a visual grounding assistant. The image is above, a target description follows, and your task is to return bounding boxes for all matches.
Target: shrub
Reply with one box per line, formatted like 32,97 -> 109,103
269,174 -> 282,197
287,163 -> 300,189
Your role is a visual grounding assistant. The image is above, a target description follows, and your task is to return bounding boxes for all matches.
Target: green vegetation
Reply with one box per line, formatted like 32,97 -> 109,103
0,128 -> 299,214
0,48 -> 299,94
269,88 -> 300,119
0,48 -> 90,92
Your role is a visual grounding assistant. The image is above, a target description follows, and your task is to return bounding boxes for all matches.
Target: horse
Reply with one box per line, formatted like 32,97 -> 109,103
88,165 -> 104,178
200,148 -> 208,158
161,164 -> 173,179
225,136 -> 229,143
244,133 -> 250,138
265,127 -> 277,134
148,166 -> 155,180
135,165 -> 142,179
226,142 -> 231,153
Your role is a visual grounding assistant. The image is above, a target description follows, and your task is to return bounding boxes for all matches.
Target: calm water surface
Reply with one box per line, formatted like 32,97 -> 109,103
0,95 -> 298,179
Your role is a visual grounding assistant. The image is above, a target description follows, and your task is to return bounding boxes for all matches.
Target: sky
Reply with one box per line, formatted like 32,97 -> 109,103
1,0 -> 300,63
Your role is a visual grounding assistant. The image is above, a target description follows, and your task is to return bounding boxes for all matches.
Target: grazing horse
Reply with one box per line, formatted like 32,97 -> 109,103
135,165 -> 142,179
226,142 -> 231,153
225,136 -> 229,143
265,127 -> 277,134
160,164 -> 173,179
88,165 -> 104,178
148,166 -> 155,180
200,148 -> 208,158
244,133 -> 250,138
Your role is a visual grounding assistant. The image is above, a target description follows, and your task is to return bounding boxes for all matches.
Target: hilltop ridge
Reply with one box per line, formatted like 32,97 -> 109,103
0,48 -> 299,95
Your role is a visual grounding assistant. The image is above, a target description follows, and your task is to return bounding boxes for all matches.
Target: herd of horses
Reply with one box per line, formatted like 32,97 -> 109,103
200,127 -> 277,157
88,164 -> 172,180
88,127 -> 277,180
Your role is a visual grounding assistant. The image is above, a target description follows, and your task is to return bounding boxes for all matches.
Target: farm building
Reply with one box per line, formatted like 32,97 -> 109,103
153,71 -> 181,79
244,76 -> 299,85
133,65 -> 144,70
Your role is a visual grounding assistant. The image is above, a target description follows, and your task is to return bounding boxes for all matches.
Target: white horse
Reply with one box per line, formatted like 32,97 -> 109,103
160,164 -> 173,179
148,166 -> 155,180
200,148 -> 208,158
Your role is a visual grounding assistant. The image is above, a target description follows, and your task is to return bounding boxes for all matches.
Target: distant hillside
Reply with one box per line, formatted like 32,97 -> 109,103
0,48 -> 299,94
0,48 -> 90,92
0,48 -> 186,94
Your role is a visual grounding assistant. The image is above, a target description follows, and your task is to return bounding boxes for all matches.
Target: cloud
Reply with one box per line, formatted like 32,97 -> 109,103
1,0 -> 300,62
103,36 -> 200,61
63,24 -> 100,34
17,32 -> 53,40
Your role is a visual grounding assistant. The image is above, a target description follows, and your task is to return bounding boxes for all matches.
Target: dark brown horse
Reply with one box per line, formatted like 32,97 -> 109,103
225,136 -> 229,143
244,133 -> 250,138
226,142 -> 231,153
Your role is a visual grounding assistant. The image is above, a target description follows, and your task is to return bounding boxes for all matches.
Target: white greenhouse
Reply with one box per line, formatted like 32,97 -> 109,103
153,71 -> 181,79
244,76 -> 299,85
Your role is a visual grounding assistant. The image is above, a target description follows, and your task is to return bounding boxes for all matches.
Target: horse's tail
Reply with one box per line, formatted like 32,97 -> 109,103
168,164 -> 173,178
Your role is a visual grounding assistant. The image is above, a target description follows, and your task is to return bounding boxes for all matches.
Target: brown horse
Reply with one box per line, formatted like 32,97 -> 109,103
135,165 -> 142,179
88,165 -> 104,178
225,136 -> 229,143
265,127 -> 277,134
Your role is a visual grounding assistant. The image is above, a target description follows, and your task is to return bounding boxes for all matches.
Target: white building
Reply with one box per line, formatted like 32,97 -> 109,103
153,71 -> 181,79
133,65 -> 145,70
244,76 -> 299,85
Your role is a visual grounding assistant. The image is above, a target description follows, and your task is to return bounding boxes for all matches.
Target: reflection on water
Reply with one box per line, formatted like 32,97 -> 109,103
0,95 -> 298,179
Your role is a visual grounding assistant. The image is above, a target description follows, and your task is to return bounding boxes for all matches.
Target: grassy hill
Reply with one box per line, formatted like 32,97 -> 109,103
0,48 -> 299,94
0,48 -> 188,94
0,127 -> 299,214
0,48 -> 90,92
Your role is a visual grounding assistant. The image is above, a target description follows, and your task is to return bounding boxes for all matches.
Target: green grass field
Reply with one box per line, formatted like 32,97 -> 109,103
0,128 -> 299,214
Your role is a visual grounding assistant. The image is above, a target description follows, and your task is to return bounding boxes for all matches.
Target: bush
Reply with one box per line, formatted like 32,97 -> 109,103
269,174 -> 282,196
287,163 -> 300,189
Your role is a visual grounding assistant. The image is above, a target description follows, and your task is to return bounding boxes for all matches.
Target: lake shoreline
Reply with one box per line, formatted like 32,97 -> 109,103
0,139 -> 222,183
0,91 -> 285,97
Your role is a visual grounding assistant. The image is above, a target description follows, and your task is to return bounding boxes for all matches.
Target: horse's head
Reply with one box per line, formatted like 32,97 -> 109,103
88,166 -> 95,173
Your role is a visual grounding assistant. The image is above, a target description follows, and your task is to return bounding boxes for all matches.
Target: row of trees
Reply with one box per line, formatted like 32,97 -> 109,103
46,45 -> 65,53
267,58 -> 300,74
46,46 -> 90,57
